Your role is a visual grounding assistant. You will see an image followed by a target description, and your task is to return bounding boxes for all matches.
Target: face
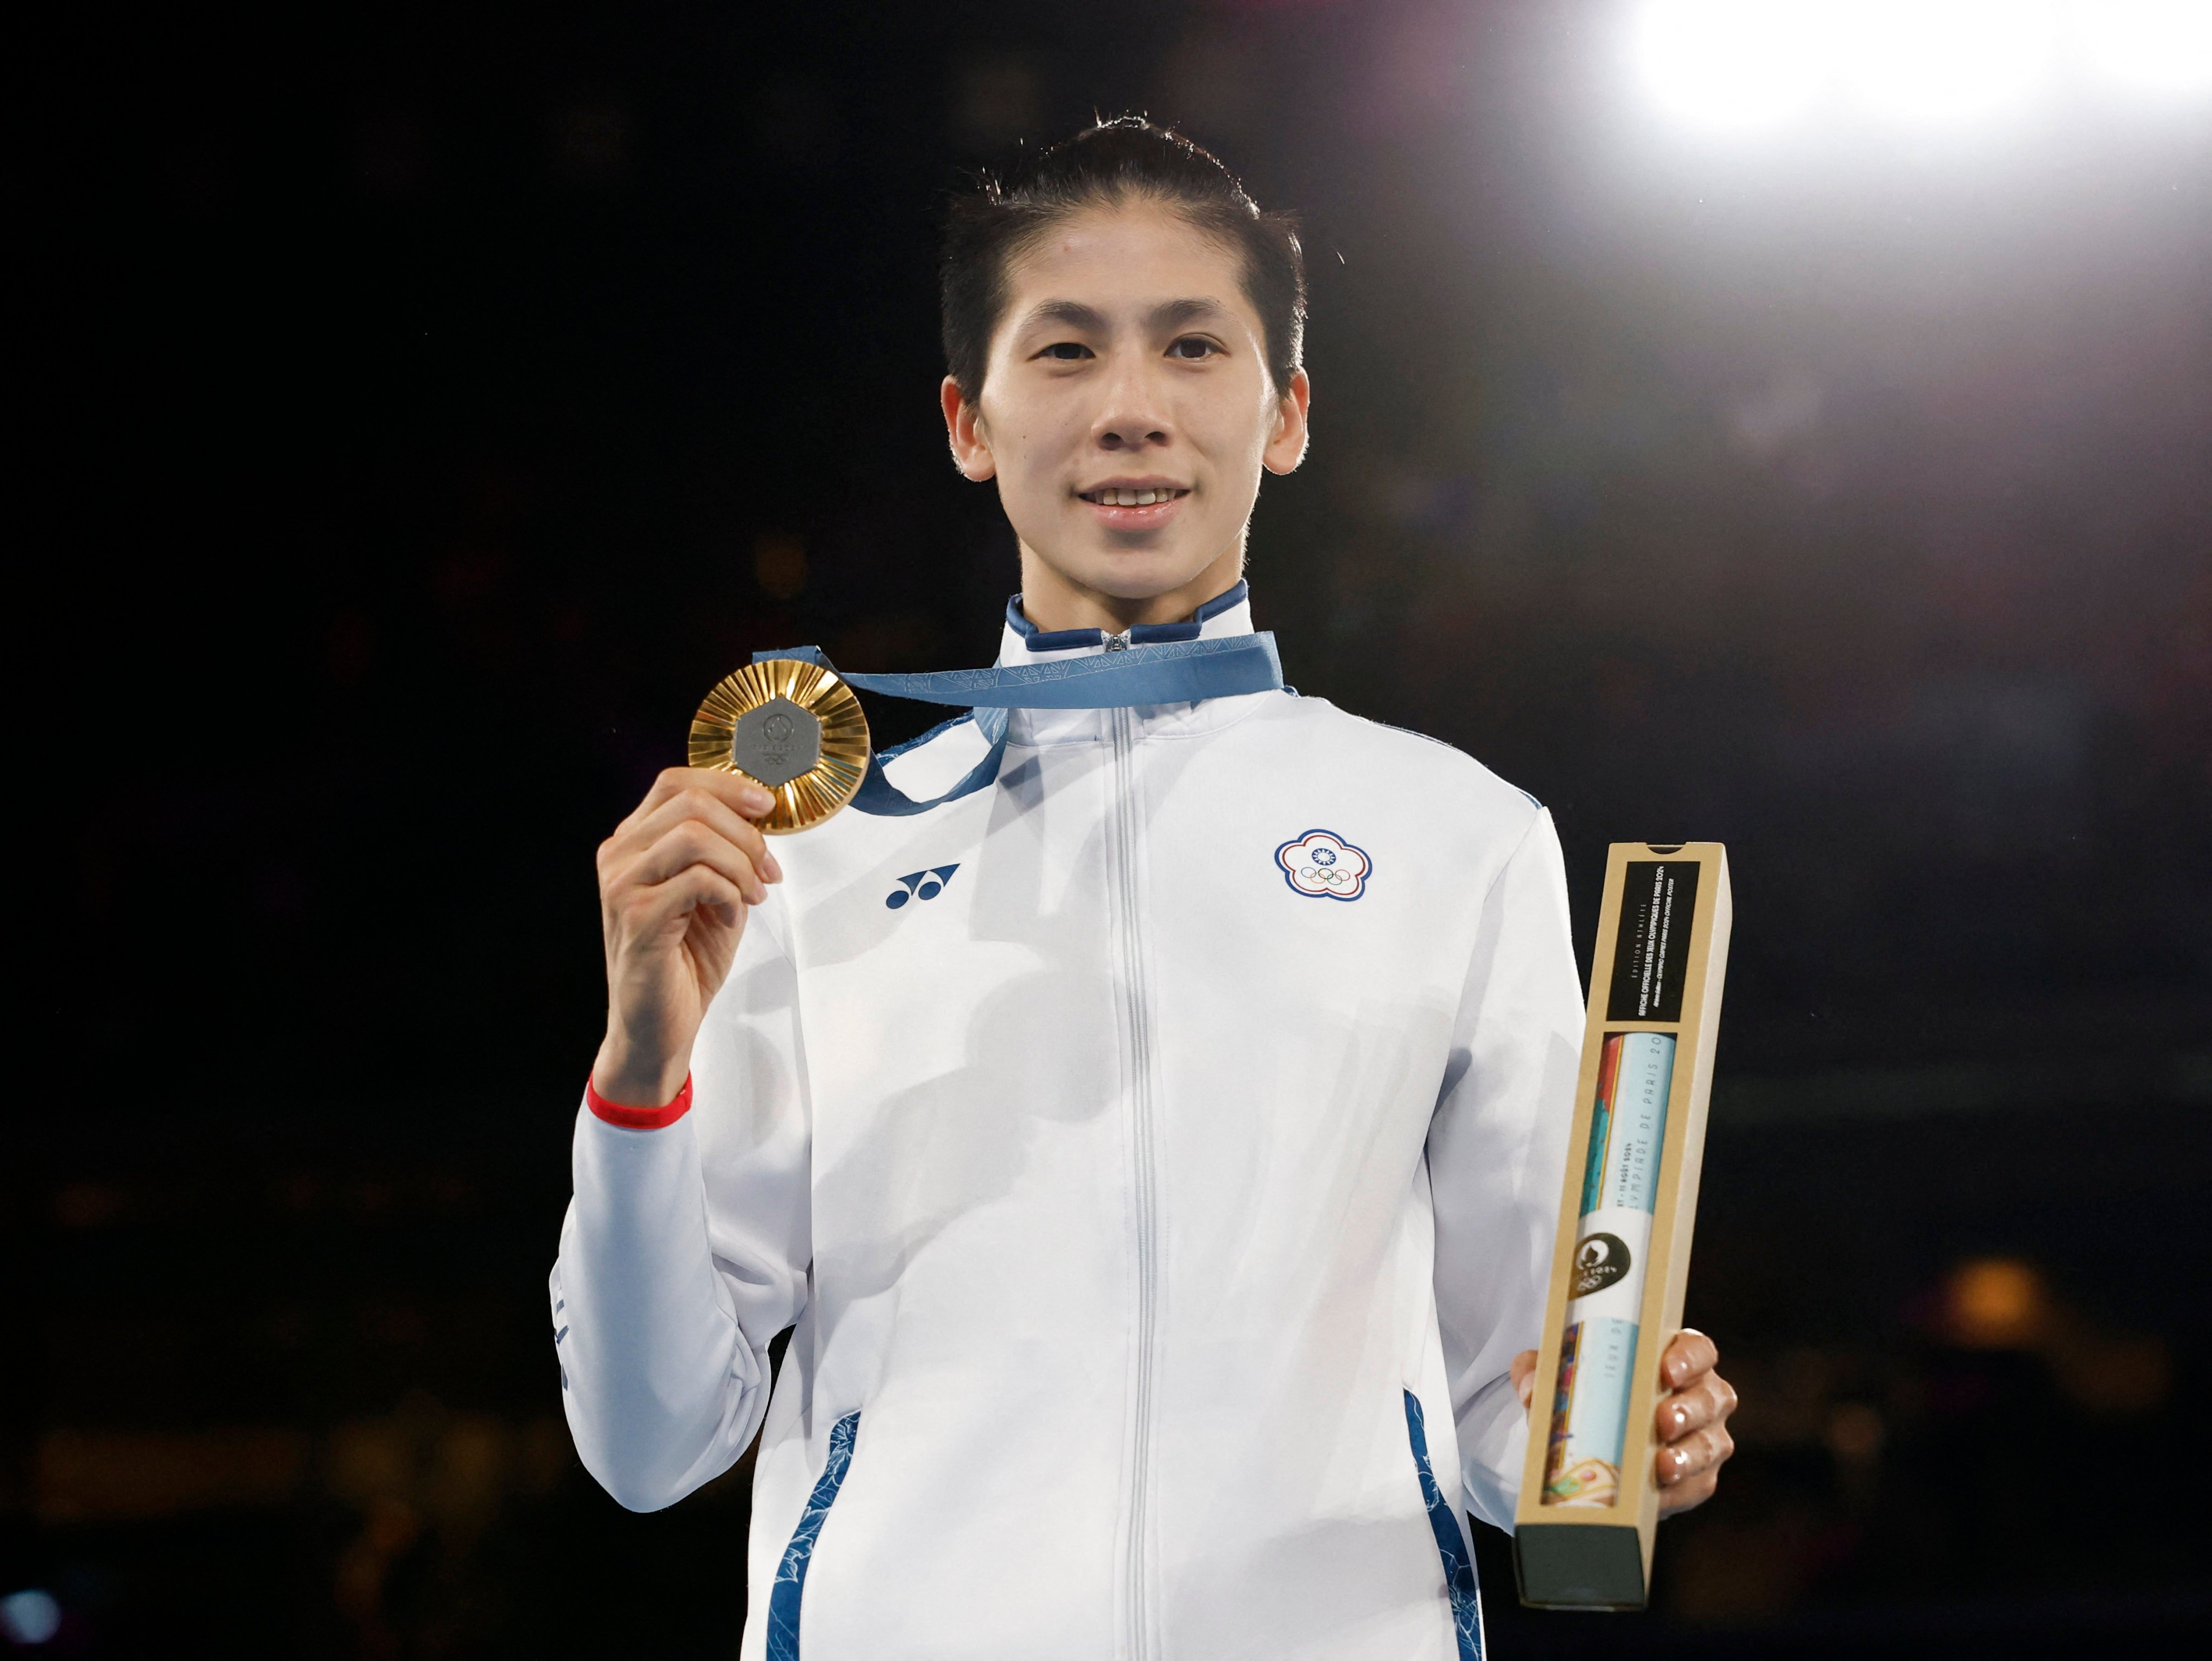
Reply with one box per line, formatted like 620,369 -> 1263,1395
942,199 -> 1310,625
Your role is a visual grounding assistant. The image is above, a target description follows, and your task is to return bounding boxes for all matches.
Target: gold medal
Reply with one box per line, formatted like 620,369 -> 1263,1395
688,658 -> 871,833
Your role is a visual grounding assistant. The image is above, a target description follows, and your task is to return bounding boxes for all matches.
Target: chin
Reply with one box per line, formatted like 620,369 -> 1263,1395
1068,553 -> 1211,601
1071,529 -> 1225,588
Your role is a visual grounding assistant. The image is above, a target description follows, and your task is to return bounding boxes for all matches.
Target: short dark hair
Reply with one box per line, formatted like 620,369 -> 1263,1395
940,117 -> 1306,400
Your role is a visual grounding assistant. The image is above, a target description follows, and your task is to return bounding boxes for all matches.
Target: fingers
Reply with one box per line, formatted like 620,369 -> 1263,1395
608,771 -> 781,865
1657,1368 -> 1739,1443
617,863 -> 748,938
631,766 -> 777,826
1661,1328 -> 1719,1391
620,775 -> 781,852
626,818 -> 774,906
1654,1422 -> 1734,1492
601,781 -> 784,899
1510,1349 -> 1539,1410
1653,1330 -> 1737,1517
1657,1467 -> 1720,1516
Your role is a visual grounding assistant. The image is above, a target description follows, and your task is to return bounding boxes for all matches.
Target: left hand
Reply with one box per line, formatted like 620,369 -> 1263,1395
1511,1328 -> 1738,1517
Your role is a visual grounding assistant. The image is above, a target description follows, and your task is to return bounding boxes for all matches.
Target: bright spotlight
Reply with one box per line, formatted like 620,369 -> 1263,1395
0,1590 -> 62,1646
2075,0 -> 2212,93
1631,0 -> 1831,131
1837,0 -> 2061,123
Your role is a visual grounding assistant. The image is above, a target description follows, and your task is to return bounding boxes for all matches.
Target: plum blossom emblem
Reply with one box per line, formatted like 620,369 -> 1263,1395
1275,829 -> 1371,902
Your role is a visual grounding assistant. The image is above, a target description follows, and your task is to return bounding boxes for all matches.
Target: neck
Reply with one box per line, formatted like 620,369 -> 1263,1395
1017,540 -> 1246,634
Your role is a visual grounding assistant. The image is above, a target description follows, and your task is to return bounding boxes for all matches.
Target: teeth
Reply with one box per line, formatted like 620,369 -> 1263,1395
1092,488 -> 1177,506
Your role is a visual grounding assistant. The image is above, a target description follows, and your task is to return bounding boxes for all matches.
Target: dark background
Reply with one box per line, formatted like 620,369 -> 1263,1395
14,1 -> 2210,1655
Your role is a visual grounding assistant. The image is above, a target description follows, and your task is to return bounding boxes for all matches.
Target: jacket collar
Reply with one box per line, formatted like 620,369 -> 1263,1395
997,580 -> 1253,668
990,581 -> 1270,747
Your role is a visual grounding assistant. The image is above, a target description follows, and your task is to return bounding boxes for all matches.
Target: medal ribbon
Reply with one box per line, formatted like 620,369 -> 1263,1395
754,633 -> 1285,817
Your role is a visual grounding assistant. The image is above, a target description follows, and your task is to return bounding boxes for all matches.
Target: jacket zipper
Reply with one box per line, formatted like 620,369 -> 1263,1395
1107,702 -> 1158,1661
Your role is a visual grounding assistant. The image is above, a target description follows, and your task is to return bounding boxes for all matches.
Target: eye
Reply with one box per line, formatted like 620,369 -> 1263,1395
1167,336 -> 1222,360
1039,341 -> 1093,361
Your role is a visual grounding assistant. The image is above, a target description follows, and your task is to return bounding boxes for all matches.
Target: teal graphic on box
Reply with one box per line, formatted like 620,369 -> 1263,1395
1543,1031 -> 1675,1507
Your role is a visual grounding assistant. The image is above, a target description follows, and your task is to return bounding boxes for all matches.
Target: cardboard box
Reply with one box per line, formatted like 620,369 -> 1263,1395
1514,843 -> 1732,1610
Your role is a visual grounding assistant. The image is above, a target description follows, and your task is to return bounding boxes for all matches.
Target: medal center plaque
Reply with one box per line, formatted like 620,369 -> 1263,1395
731,697 -> 821,788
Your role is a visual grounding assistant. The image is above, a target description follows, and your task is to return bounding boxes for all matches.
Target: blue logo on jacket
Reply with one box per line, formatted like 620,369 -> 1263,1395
886,865 -> 960,909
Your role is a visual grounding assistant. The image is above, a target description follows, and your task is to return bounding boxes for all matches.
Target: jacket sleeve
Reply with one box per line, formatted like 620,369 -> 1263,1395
549,891 -> 812,1512
1427,806 -> 1585,1530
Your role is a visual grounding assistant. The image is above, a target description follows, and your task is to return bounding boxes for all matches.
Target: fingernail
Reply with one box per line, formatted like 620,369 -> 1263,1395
743,787 -> 772,812
1672,1406 -> 1689,1432
763,852 -> 783,882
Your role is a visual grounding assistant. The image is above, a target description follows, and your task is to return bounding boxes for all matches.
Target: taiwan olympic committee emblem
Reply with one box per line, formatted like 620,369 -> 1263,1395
1275,829 -> 1371,902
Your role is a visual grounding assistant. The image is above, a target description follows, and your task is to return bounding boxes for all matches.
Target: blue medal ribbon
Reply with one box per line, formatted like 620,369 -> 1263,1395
753,633 -> 1283,817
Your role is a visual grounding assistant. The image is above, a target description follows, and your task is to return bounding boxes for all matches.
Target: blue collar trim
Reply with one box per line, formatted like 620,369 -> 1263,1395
1006,579 -> 1249,652
1193,579 -> 1251,623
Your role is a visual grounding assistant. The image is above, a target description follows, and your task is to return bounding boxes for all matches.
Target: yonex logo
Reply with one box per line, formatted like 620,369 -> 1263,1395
886,865 -> 960,909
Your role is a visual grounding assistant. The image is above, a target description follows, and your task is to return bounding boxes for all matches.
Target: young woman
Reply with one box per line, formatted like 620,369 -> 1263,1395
559,118 -> 1736,1661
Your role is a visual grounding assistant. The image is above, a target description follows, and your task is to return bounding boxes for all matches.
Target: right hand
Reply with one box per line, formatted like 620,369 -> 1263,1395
1512,1349 -> 1539,1410
591,768 -> 783,1107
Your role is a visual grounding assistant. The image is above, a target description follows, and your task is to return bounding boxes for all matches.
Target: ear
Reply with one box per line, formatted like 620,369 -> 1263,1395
942,376 -> 997,481
1261,368 -> 1312,476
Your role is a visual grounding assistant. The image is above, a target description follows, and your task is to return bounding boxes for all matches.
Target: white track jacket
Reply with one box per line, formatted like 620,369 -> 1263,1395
552,588 -> 1585,1660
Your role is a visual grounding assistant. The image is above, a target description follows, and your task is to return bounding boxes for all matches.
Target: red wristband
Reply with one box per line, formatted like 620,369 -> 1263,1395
586,1072 -> 694,1131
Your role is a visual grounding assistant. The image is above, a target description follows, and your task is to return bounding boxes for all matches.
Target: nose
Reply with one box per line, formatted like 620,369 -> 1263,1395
1092,349 -> 1173,453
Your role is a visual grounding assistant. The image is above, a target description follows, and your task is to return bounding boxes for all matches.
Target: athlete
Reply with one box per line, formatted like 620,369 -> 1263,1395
554,119 -> 1737,1660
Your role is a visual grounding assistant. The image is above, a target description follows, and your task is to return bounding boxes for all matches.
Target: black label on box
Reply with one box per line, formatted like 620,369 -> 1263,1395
1571,1232 -> 1631,1297
1606,860 -> 1699,1022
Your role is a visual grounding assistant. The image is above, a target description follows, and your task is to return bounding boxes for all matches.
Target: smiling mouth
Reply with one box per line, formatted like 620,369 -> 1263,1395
1080,486 -> 1191,507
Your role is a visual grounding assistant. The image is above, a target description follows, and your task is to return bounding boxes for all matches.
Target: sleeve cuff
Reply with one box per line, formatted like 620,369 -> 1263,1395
1457,1371 -> 1532,1531
586,1072 -> 694,1131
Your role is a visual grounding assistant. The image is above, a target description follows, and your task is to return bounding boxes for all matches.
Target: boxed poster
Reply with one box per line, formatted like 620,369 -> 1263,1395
1514,843 -> 1732,1610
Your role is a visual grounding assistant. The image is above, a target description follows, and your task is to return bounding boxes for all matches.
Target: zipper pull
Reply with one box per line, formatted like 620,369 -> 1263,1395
1104,629 -> 1133,651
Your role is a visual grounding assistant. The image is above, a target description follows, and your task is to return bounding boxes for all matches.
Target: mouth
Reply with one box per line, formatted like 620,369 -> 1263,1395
1079,483 -> 1190,507
1078,480 -> 1191,527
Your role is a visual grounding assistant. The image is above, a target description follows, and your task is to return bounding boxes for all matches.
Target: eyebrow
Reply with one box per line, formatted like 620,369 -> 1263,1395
1019,299 -> 1110,334
1014,297 -> 1235,335
1152,297 -> 1232,330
